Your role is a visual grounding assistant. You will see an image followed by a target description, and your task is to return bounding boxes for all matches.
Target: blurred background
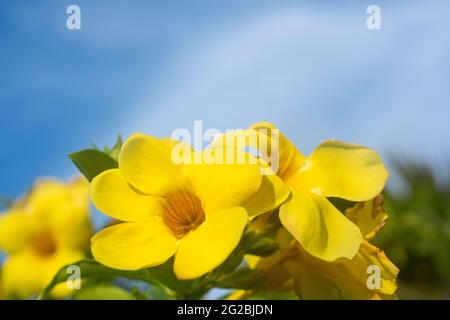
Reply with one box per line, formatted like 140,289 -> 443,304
0,0 -> 449,299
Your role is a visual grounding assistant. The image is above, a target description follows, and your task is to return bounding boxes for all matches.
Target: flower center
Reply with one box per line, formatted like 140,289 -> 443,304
163,191 -> 205,239
32,232 -> 57,257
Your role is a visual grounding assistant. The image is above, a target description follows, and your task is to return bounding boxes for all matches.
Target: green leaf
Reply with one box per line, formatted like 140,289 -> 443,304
103,135 -> 123,161
144,257 -> 192,294
143,286 -> 176,300
197,230 -> 274,291
245,234 -> 278,257
69,149 -> 118,181
131,287 -> 150,300
216,243 -> 246,275
204,230 -> 277,285
131,288 -> 147,300
73,285 -> 133,300
40,259 -> 159,299
247,290 -> 298,300
215,268 -> 263,290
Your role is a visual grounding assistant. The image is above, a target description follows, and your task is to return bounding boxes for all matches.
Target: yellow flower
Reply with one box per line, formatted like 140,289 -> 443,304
345,195 -> 388,240
90,133 -> 289,279
287,197 -> 398,299
0,178 -> 91,299
244,197 -> 398,300
213,122 -> 388,261
284,240 -> 398,300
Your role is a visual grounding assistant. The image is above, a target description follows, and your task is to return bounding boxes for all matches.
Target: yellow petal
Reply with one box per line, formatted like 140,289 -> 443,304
1,250 -> 46,299
289,140 -> 388,201
250,122 -> 306,180
0,210 -> 31,253
225,290 -> 249,300
49,207 -> 91,251
91,168 -> 165,222
44,249 -> 85,298
1,248 -> 84,299
345,195 -> 388,239
342,241 -> 399,295
42,180 -> 91,250
285,240 -> 399,299
183,150 -> 262,214
245,254 -> 261,269
20,178 -> 91,250
119,133 -> 183,196
91,218 -> 177,270
279,191 -> 363,261
174,207 -> 247,279
25,179 -> 71,215
211,122 -> 305,179
67,177 -> 90,201
286,258 -> 341,300
243,174 -> 290,217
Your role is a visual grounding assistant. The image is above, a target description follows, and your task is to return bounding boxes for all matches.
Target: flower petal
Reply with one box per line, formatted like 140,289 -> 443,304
243,174 -> 290,217
342,241 -> 399,295
25,179 -> 73,216
91,217 -> 177,270
285,240 -> 399,299
0,210 -> 31,253
345,195 -> 388,240
1,250 -> 46,299
286,257 -> 341,300
119,133 -> 183,196
210,122 -> 306,179
279,191 -> 363,261
44,249 -> 85,298
49,205 -> 91,251
174,207 -> 247,279
23,178 -> 91,250
1,248 -> 84,299
183,150 -> 262,214
250,122 -> 306,179
289,140 -> 388,201
91,168 -> 165,222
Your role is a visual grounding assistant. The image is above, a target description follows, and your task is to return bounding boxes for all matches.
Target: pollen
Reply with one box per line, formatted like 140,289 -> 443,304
163,190 -> 205,239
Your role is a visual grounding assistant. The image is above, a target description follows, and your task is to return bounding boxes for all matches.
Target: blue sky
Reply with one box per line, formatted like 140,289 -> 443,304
1,0 -> 450,203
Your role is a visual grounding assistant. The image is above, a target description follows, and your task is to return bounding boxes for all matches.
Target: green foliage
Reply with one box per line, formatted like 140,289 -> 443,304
204,230 -> 277,291
40,259 -> 160,299
69,149 -> 117,181
73,285 -> 133,300
65,140 -> 450,299
100,135 -> 123,161
214,268 -> 262,290
70,135 -> 123,181
245,234 -> 279,257
247,291 -> 298,300
40,227 -> 278,300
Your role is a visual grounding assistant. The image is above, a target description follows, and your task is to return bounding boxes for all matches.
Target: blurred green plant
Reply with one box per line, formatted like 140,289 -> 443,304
374,158 -> 450,298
